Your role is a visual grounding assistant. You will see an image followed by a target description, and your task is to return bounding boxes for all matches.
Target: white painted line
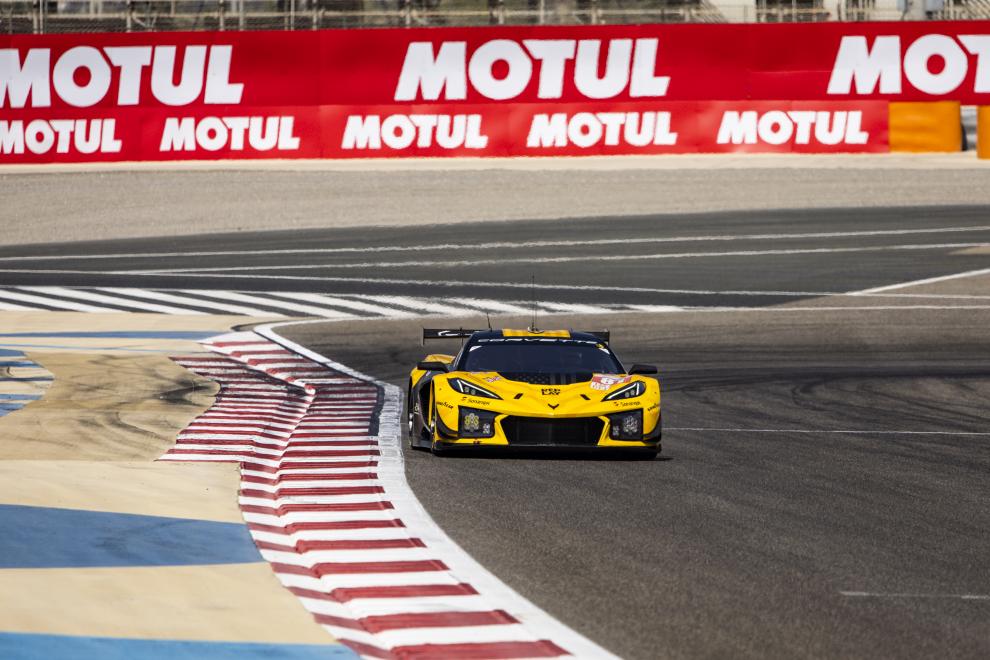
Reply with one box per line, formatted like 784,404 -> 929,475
261,548 -> 440,564
850,267 -> 990,295
4,225 -> 989,262
669,427 -> 990,436
186,289 -> 356,319
677,305 -> 990,313
622,304 -> 688,313
323,624 -> 539,649
249,529 -> 413,545
0,288 -> 113,312
18,286 -> 208,315
275,571 -> 461,591
14,272 -> 974,309
127,242 -> 990,273
265,292 -> 414,319
244,479 -> 380,492
0,300 -> 32,310
840,591 -> 990,600
96,287 -> 279,317
445,298 -> 533,315
305,595 -> 495,618
539,301 -> 614,314
354,295 -> 482,317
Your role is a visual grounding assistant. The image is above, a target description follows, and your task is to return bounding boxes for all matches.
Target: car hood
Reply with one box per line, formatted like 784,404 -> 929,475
444,371 -> 650,411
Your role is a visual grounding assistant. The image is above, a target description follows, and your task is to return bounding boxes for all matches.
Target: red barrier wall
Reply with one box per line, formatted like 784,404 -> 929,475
1,22 -> 987,162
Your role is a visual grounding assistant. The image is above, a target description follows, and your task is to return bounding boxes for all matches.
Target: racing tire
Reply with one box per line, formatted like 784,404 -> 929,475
407,383 -> 434,451
429,401 -> 450,456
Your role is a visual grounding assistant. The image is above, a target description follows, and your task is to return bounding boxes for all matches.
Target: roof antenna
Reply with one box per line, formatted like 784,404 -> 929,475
530,274 -> 539,332
486,311 -> 493,331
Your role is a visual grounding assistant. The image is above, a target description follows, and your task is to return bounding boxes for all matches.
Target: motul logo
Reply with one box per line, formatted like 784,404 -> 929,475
527,111 -> 677,148
828,34 -> 990,96
342,114 -> 488,150
0,118 -> 121,154
394,38 -> 670,101
0,45 -> 243,109
160,116 -> 299,152
716,110 -> 868,146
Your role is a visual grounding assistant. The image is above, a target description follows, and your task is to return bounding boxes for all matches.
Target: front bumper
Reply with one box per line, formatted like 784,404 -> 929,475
435,409 -> 661,451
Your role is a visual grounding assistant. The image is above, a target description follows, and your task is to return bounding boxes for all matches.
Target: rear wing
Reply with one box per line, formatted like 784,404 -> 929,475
422,329 -> 486,345
423,328 -> 611,345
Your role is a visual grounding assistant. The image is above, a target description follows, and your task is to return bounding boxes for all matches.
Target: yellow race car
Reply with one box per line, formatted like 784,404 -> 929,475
407,328 -> 661,457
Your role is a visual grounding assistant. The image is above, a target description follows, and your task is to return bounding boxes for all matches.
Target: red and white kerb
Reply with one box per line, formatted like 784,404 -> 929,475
163,330 -> 614,660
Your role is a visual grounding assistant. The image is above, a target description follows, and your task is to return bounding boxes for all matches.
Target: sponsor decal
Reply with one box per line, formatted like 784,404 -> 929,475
827,34 -> 990,97
5,23 -> 986,163
715,110 -> 868,147
342,113 -> 488,150
527,111 -> 677,149
462,411 -> 481,432
394,38 -> 670,102
0,45 -> 242,109
159,116 -> 300,153
590,374 -> 632,391
0,118 -> 121,155
437,400 -> 454,410
484,375 -> 502,383
541,388 -> 561,396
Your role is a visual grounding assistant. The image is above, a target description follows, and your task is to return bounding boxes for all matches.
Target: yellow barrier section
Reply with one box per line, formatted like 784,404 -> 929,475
978,106 -> 990,160
888,101 -> 962,153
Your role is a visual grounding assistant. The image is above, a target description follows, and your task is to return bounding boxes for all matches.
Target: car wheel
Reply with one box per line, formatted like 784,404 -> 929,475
429,401 -> 449,456
408,390 -> 431,451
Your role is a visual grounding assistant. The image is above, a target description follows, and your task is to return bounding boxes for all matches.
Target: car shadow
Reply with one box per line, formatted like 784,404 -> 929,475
413,446 -> 671,462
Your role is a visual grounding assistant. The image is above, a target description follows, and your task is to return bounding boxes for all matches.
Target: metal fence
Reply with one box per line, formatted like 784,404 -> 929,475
1,0 -> 988,33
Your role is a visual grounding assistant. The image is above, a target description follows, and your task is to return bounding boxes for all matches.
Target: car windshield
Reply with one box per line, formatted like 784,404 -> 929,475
459,339 -> 622,374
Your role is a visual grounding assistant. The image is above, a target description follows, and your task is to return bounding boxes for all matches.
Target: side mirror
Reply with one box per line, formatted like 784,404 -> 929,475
629,363 -> 658,375
417,361 -> 449,372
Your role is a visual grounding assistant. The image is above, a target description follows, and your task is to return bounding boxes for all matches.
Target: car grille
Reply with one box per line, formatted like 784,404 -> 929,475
498,372 -> 593,385
500,416 -> 604,446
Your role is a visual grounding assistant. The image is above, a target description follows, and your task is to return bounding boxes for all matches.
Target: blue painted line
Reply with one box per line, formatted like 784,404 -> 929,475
0,343 -> 177,353
0,331 -> 215,340
0,394 -> 41,400
0,377 -> 53,382
0,404 -> 27,411
0,348 -> 26,356
0,505 -> 263,569
0,361 -> 36,367
0,633 -> 358,660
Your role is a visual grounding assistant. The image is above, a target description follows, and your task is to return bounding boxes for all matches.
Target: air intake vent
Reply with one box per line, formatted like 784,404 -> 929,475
498,372 -> 593,385
501,416 -> 604,446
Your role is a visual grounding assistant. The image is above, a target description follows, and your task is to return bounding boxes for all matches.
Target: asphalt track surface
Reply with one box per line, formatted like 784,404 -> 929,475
4,204 -> 990,658
1,205 -> 990,308
5,157 -> 990,246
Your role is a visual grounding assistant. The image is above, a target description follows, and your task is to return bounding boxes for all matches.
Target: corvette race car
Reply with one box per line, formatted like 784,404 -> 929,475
407,328 -> 661,456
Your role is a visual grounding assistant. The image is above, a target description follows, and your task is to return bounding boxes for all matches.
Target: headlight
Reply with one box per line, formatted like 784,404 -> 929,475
459,407 -> 497,438
450,378 -> 502,399
602,381 -> 645,401
608,410 -> 643,440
